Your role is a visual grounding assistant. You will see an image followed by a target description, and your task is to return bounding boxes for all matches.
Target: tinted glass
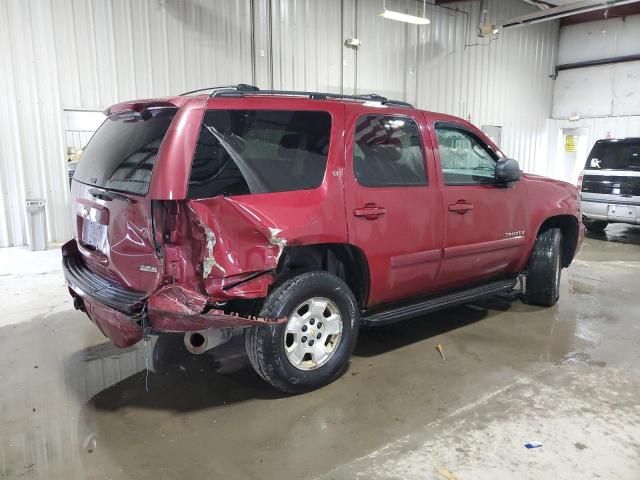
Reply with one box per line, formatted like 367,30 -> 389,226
188,110 -> 331,198
435,126 -> 497,185
585,140 -> 640,170
353,116 -> 426,187
73,108 -> 177,195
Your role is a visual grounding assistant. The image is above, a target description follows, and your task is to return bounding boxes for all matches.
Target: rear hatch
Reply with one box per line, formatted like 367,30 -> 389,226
581,139 -> 640,196
70,107 -> 178,293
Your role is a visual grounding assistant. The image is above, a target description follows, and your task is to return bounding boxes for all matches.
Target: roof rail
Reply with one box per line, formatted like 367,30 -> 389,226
179,84 -> 413,107
179,84 -> 259,96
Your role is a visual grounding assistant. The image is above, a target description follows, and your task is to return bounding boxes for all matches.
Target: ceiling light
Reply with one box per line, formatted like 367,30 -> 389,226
379,9 -> 430,25
379,0 -> 429,25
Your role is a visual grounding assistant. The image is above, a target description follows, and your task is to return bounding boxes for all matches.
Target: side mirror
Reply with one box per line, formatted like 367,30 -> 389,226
495,158 -> 522,185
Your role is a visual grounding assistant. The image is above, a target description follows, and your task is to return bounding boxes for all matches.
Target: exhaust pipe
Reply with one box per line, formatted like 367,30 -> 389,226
184,328 -> 232,355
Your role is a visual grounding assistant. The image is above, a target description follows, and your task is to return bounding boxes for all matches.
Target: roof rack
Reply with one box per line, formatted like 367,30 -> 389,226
179,84 -> 259,96
179,84 -> 413,107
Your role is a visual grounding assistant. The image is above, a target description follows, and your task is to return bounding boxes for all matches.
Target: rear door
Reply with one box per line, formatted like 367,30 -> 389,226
431,121 -> 528,290
344,107 -> 443,307
71,107 -> 179,293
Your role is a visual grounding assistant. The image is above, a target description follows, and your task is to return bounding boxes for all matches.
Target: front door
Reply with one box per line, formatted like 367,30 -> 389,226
431,121 -> 528,291
344,108 -> 443,307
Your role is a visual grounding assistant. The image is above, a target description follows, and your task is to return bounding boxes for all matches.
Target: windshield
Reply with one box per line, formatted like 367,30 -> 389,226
585,139 -> 640,171
73,108 -> 178,195
188,110 -> 332,198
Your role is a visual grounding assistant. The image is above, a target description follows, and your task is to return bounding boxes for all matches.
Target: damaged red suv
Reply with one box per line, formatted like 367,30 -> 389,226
63,84 -> 584,393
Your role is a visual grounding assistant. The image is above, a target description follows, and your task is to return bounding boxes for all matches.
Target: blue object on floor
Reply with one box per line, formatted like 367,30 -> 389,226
524,442 -> 543,449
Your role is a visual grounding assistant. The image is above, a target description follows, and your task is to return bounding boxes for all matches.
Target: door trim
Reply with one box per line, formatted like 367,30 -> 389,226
444,235 -> 526,259
390,248 -> 442,268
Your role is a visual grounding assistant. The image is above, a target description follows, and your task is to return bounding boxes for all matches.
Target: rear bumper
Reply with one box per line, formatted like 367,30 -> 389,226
62,243 -> 147,314
581,197 -> 640,225
81,296 -> 145,347
62,240 -> 145,347
62,240 -> 284,348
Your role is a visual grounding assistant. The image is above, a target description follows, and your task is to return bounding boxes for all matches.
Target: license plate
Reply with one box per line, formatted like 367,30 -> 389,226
607,204 -> 636,220
81,219 -> 108,251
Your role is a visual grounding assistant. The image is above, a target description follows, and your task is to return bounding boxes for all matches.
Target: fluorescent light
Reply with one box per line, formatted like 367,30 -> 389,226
379,9 -> 430,25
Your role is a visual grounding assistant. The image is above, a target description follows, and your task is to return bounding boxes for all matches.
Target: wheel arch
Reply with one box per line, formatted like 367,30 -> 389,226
533,215 -> 580,267
274,243 -> 370,308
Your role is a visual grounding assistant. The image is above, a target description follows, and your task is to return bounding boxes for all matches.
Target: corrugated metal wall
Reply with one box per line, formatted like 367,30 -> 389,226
270,0 -> 344,91
553,14 -> 640,119
0,0 -> 558,247
0,0 -> 254,247
542,16 -> 640,183
400,0 -> 558,175
545,115 -> 640,183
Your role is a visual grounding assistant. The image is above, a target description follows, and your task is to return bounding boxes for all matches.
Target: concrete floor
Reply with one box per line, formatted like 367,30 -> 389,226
1,225 -> 639,480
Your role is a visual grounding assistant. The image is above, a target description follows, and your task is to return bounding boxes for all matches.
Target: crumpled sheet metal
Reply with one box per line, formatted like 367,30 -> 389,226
83,296 -> 143,348
147,284 -> 208,315
187,197 -> 286,281
147,284 -> 285,332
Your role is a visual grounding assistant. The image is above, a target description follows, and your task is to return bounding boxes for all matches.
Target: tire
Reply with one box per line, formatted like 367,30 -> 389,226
245,271 -> 359,394
584,220 -> 607,234
524,227 -> 563,307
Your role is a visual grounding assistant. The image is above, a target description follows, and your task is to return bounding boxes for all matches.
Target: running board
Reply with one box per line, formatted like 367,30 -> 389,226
361,277 -> 518,326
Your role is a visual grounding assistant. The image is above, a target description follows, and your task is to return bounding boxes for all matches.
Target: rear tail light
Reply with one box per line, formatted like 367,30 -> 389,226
577,173 -> 584,191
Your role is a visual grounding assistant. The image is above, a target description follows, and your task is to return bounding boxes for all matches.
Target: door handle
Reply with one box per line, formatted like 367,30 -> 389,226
354,204 -> 386,220
448,202 -> 474,214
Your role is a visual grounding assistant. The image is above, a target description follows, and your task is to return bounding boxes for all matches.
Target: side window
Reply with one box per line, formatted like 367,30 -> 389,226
188,110 -> 332,198
353,115 -> 427,187
435,125 -> 498,186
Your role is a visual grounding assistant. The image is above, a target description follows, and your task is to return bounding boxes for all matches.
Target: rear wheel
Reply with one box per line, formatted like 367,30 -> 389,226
584,219 -> 608,233
525,227 -> 563,307
245,271 -> 359,394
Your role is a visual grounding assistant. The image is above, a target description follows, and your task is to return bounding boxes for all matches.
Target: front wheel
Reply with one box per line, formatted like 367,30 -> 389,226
524,227 -> 563,307
245,271 -> 359,394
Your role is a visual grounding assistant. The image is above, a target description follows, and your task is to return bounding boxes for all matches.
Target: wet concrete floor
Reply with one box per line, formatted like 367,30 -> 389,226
0,224 -> 639,479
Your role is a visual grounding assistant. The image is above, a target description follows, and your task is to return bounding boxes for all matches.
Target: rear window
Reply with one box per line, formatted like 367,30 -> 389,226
585,140 -> 640,171
73,108 -> 177,195
188,110 -> 331,198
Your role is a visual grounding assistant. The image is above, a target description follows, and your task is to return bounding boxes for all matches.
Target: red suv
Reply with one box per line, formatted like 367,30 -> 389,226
63,85 -> 584,393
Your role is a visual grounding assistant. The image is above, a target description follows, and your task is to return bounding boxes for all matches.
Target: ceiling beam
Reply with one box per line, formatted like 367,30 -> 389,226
502,0 -> 640,28
433,0 -> 640,26
560,1 -> 640,24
